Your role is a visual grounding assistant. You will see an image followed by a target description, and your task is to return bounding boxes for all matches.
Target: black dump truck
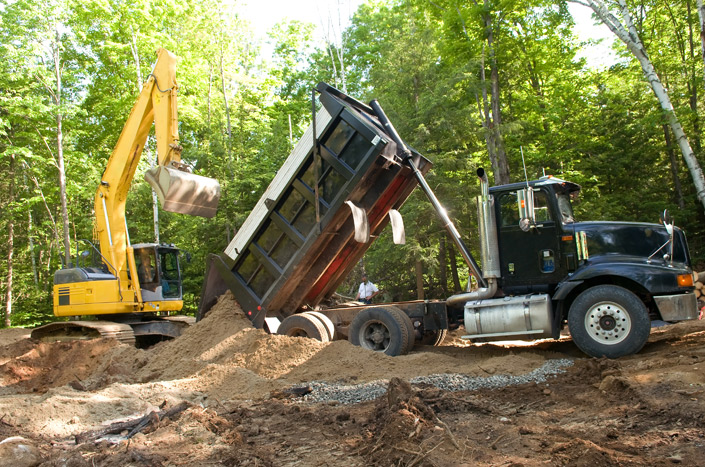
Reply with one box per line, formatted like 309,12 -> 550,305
198,83 -> 699,359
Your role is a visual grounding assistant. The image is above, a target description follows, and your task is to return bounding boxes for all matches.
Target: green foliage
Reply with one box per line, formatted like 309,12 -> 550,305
1,0 -> 705,326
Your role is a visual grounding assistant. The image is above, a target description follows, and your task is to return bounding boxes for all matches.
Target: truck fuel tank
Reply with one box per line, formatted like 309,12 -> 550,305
462,294 -> 554,341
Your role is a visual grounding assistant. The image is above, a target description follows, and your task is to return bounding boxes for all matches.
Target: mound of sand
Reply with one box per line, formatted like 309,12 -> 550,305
0,292 -> 564,436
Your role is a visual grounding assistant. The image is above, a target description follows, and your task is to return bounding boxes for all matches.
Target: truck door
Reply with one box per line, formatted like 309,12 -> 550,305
496,188 -> 565,293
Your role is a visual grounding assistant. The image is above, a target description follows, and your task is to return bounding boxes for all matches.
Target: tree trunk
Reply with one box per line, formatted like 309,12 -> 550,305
664,125 -> 685,209
22,172 -> 39,286
415,260 -> 425,300
576,0 -> 705,213
476,46 -> 498,180
5,155 -> 15,327
336,10 -> 347,93
208,61 -> 213,126
448,244 -> 462,292
54,29 -> 71,268
130,30 -> 143,90
220,45 -> 233,177
685,1 -> 702,154
698,0 -> 705,87
438,236 -> 448,295
485,12 -> 510,185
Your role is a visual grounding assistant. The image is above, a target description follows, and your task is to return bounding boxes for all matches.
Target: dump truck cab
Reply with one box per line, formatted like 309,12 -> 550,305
490,176 -> 695,316
473,174 -> 698,358
491,176 -> 582,295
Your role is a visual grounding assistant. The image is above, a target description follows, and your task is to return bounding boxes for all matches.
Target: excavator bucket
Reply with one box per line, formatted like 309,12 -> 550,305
145,166 -> 221,218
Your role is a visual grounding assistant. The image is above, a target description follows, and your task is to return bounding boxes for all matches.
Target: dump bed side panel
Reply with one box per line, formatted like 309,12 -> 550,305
200,84 -> 430,326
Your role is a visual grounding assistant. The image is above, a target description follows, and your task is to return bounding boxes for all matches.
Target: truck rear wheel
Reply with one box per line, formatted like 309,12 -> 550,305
303,311 -> 336,341
348,307 -> 410,356
277,314 -> 331,343
420,328 -> 448,346
568,285 -> 650,358
386,306 -> 416,353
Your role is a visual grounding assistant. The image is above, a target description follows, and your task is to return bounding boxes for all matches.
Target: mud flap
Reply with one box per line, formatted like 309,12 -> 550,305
145,165 -> 221,218
345,200 -> 370,243
388,209 -> 405,244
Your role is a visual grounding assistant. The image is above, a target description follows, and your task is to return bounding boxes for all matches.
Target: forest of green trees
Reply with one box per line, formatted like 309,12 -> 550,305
1,0 -> 704,327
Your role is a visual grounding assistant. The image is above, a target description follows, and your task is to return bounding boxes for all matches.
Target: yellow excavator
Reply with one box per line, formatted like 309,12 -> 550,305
32,49 -> 221,346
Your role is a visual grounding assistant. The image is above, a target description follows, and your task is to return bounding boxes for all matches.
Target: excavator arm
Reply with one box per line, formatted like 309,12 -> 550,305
94,48 -> 220,306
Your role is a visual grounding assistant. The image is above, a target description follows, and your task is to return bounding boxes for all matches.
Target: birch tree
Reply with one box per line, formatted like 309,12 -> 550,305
572,0 -> 705,212
698,0 -> 705,85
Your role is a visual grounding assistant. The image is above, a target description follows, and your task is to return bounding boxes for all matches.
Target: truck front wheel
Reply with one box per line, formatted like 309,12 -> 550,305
568,285 -> 650,358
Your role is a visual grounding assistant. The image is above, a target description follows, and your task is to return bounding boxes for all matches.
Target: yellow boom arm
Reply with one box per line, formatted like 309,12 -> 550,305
94,48 -> 220,294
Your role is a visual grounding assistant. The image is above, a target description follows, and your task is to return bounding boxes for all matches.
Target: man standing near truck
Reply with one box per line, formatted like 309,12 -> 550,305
356,273 -> 379,304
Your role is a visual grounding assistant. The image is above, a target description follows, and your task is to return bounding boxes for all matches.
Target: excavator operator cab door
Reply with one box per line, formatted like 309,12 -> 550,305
134,244 -> 182,301
157,246 -> 182,299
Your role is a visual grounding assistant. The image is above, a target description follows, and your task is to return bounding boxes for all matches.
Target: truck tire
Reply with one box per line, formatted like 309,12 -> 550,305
348,307 -> 410,356
303,311 -> 336,341
385,306 -> 416,353
277,314 -> 331,343
420,328 -> 448,346
568,285 -> 650,358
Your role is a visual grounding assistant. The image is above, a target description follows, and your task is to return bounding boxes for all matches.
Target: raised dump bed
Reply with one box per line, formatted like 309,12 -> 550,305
199,83 -> 431,329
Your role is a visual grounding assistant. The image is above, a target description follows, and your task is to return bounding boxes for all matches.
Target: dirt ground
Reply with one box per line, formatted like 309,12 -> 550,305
0,292 -> 704,466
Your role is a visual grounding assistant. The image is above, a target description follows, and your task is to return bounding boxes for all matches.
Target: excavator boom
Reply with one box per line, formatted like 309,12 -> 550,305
42,48 -> 220,341
95,48 -> 220,288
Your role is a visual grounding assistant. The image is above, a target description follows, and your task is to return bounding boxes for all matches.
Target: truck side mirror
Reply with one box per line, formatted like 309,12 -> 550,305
660,209 -> 674,235
517,188 -> 535,232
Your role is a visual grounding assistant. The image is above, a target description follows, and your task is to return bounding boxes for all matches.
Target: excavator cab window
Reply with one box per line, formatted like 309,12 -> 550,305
136,249 -> 158,291
158,249 -> 181,299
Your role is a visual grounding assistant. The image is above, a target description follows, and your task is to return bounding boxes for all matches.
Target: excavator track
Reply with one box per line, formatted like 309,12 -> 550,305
31,321 -> 136,345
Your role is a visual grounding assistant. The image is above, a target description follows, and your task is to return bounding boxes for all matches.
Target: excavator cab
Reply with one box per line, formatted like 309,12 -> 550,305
133,244 -> 182,302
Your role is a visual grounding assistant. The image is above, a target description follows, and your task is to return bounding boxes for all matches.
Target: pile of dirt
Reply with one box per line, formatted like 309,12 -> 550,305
0,339 -> 122,394
0,294 -> 703,465
356,378 -> 455,466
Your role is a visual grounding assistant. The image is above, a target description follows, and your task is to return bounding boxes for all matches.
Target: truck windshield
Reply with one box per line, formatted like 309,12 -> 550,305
557,194 -> 575,224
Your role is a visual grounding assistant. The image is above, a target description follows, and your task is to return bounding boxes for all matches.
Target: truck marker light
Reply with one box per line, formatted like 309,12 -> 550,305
562,235 -> 574,242
677,274 -> 694,287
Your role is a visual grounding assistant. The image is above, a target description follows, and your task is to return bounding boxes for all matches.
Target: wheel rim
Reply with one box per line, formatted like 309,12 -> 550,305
359,320 -> 390,352
584,301 -> 631,345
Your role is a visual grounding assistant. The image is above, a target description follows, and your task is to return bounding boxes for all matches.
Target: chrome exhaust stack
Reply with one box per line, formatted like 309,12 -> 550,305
446,168 -> 501,306
476,168 -> 500,280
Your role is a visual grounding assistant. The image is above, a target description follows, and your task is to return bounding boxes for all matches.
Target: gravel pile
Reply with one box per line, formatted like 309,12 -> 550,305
302,358 -> 574,405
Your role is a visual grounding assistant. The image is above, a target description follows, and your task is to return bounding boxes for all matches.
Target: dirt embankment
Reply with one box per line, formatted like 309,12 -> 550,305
0,292 -> 703,466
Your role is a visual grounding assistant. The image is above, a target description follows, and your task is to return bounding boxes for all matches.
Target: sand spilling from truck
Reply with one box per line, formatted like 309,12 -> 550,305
0,303 -> 704,464
0,292 -> 568,437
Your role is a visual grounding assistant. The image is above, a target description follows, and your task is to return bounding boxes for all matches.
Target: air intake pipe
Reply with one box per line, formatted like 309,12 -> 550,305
445,168 -> 500,307
476,168 -> 501,279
